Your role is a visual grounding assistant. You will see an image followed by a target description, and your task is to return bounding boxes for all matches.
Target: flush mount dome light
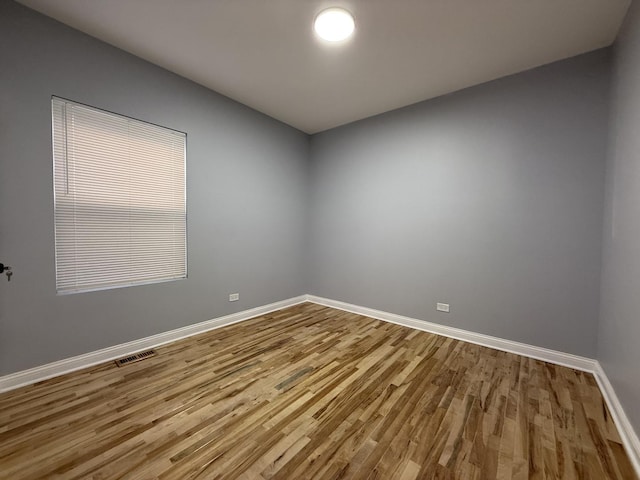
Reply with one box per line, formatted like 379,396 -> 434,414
314,7 -> 355,42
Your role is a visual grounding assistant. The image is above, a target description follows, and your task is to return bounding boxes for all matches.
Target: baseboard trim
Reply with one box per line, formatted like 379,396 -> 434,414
305,295 -> 596,372
593,362 -> 640,477
0,295 -> 307,393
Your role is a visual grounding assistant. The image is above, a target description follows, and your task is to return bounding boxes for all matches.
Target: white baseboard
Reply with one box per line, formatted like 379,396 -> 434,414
305,295 -> 597,372
0,295 -> 307,393
593,362 -> 640,477
305,294 -> 640,478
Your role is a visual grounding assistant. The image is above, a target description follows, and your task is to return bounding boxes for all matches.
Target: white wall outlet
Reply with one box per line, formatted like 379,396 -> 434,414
229,293 -> 239,302
436,302 -> 450,313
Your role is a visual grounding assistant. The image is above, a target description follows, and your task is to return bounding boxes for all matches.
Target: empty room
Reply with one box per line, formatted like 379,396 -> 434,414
1,0 -> 639,478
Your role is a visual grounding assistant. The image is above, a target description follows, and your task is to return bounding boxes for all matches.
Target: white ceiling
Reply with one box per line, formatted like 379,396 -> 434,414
18,0 -> 631,134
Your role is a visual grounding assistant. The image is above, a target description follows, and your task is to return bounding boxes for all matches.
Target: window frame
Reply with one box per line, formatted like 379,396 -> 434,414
51,96 -> 188,295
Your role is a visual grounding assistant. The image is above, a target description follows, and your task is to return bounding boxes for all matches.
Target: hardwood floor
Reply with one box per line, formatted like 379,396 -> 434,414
0,303 -> 636,479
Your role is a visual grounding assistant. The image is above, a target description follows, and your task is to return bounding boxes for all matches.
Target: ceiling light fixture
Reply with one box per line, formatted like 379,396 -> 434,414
314,7 -> 355,42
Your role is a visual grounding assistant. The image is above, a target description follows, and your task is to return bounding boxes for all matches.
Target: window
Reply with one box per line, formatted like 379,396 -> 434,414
52,97 -> 186,294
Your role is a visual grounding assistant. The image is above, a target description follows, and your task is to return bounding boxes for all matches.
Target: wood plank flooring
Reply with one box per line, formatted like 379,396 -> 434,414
0,303 -> 636,479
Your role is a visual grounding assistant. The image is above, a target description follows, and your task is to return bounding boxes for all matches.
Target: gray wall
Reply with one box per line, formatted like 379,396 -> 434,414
308,51 -> 611,357
0,0 -> 621,378
0,1 -> 309,375
599,0 -> 640,433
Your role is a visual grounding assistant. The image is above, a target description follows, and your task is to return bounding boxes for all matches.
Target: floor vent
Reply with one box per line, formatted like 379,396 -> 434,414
114,349 -> 157,367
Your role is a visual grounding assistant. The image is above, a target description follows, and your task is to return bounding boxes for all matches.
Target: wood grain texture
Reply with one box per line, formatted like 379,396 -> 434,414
0,303 -> 636,479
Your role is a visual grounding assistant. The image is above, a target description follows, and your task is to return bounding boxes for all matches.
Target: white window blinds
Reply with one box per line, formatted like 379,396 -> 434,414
52,97 -> 186,294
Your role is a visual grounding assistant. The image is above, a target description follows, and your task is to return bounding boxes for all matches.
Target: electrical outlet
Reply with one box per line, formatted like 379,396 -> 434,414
229,293 -> 239,302
436,302 -> 450,313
